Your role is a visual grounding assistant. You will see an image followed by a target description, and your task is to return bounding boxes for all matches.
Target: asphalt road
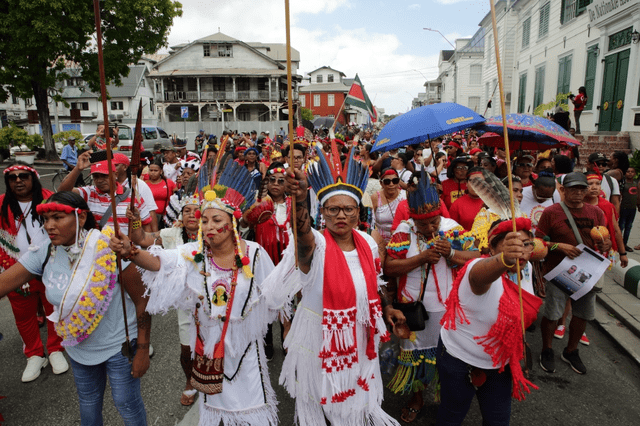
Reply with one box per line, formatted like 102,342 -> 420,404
2,164 -> 640,425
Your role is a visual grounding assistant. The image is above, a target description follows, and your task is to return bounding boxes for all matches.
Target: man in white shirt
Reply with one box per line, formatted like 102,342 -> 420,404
112,154 -> 160,231
520,170 -> 557,230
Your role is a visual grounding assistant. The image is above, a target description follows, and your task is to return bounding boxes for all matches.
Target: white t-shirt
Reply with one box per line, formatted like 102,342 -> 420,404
601,174 -> 620,201
520,186 -> 555,229
163,162 -> 180,183
15,201 -> 48,253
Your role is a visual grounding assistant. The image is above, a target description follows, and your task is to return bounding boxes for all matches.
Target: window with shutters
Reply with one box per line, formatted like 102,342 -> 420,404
300,96 -> 306,107
328,74 -> 334,83
584,46 -> 598,110
522,17 -> 531,49
539,3 -> 550,39
314,94 -> 321,106
203,44 -> 210,57
469,65 -> 482,85
468,97 -> 480,112
557,55 -> 572,104
534,66 -> 546,109
110,101 -> 124,110
518,73 -> 527,113
328,94 -> 335,107
317,75 -> 323,83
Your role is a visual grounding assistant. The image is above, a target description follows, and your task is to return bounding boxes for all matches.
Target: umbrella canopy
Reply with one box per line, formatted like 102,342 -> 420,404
313,117 -> 342,130
477,132 -> 580,151
475,113 -> 579,146
371,102 -> 485,153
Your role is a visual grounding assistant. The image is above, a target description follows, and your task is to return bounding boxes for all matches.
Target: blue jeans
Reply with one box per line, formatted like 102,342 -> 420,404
69,352 -> 147,426
618,208 -> 636,246
436,338 -> 512,426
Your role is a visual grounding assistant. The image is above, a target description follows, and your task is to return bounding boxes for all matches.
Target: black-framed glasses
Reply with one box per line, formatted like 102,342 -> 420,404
323,205 -> 359,217
7,173 -> 31,182
382,177 -> 400,185
516,163 -> 533,168
268,176 -> 285,185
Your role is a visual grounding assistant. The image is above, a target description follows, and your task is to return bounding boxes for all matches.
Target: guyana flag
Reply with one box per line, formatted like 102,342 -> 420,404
345,74 -> 377,122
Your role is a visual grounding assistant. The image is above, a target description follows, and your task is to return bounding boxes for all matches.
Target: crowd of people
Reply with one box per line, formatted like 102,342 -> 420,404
0,119 -> 635,425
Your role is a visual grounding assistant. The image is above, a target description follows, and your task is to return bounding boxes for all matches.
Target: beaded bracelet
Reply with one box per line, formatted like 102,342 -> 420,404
448,248 -> 455,260
122,245 -> 140,261
131,220 -> 142,230
500,252 -> 516,268
550,243 -> 559,251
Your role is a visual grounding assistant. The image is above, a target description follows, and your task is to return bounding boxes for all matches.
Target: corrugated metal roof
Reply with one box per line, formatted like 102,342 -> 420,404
299,83 -> 349,93
149,68 -> 300,77
197,32 -> 237,42
247,42 -> 300,62
62,65 -> 146,99
306,66 -> 346,77
459,27 -> 485,54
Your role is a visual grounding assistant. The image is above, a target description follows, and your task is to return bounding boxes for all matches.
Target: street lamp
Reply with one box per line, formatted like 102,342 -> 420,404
423,28 -> 455,48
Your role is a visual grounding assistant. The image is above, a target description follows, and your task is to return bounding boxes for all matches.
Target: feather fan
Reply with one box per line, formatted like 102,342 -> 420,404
467,168 -> 522,219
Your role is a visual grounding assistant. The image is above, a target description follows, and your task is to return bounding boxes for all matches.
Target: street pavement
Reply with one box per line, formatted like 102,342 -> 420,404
2,163 -> 640,425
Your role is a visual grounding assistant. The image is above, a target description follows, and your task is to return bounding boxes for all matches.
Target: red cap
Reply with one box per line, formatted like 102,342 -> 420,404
469,148 -> 483,155
90,161 -> 116,174
113,153 -> 130,167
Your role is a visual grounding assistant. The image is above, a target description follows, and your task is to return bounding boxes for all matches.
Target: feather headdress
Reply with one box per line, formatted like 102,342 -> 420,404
406,168 -> 441,219
305,141 -> 368,206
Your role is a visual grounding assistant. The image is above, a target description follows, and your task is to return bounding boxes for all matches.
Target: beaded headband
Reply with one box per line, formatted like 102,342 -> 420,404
268,167 -> 286,175
4,165 -> 39,178
36,203 -> 84,215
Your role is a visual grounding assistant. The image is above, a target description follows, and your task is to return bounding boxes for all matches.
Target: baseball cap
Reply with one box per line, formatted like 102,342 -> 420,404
68,136 -> 76,141
561,172 -> 588,188
588,152 -> 607,163
113,153 -> 130,167
161,145 -> 176,152
90,161 -> 116,174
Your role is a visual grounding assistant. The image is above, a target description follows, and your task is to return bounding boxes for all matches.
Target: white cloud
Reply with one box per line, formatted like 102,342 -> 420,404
162,0 -> 436,114
408,4 -> 421,10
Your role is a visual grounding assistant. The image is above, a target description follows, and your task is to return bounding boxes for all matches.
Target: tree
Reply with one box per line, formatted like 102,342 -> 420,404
0,0 -> 182,160
301,107 -> 314,122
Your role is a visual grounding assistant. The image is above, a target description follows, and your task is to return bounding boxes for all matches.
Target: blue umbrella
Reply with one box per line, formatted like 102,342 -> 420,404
371,103 -> 485,153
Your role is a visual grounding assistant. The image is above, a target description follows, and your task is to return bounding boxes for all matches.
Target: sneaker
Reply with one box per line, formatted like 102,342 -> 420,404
539,348 -> 556,373
561,348 -> 587,374
22,356 -> 49,382
554,325 -> 566,339
579,333 -> 590,346
49,351 -> 69,375
149,344 -> 155,358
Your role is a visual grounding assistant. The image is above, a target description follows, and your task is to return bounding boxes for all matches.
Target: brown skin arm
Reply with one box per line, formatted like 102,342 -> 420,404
284,168 -> 315,274
121,264 -> 150,378
59,151 -> 91,193
469,232 -> 526,295
125,206 -> 161,248
0,263 -> 36,299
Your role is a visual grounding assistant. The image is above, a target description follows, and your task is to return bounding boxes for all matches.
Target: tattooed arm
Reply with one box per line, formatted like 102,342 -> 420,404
285,168 -> 315,274
126,206 -> 163,248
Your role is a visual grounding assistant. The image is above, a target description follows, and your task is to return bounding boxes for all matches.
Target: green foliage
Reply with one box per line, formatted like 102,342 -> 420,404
0,123 -> 30,149
301,108 -> 314,122
534,92 -> 572,117
53,130 -> 85,147
27,134 -> 44,150
628,149 -> 640,178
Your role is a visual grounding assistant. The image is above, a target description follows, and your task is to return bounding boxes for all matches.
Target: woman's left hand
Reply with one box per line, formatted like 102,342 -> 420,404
131,348 -> 150,378
110,232 -> 132,257
433,240 -> 451,257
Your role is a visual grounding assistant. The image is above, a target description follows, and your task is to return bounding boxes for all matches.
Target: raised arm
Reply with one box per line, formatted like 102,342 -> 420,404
58,151 -> 91,193
284,168 -> 315,274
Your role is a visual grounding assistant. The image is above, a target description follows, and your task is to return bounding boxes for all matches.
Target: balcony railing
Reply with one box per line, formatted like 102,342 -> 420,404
164,91 -> 199,101
163,90 -> 285,102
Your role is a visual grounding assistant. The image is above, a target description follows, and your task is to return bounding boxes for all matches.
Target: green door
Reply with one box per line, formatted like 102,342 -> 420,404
599,49 -> 630,132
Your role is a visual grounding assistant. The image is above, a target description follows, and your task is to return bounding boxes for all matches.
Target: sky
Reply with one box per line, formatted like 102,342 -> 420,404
162,0 -> 492,116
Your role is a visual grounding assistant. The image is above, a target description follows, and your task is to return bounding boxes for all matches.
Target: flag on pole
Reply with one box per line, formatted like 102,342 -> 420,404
345,74 -> 377,122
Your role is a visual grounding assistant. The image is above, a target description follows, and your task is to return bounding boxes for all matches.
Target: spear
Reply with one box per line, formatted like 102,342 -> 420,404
92,0 -> 133,360
128,99 -> 143,236
488,0 -> 528,371
284,0 -> 298,268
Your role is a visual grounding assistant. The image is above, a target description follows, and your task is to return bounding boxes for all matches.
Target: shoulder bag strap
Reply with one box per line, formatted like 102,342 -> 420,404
418,262 -> 431,303
99,187 -> 131,229
560,201 -> 583,245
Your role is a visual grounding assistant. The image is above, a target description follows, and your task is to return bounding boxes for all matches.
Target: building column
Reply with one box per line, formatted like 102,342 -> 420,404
197,77 -> 201,102
160,79 -> 165,102
268,77 -> 272,102
232,77 -> 237,102
276,78 -> 280,100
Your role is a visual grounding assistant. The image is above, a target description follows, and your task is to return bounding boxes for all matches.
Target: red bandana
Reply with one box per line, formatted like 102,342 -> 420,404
441,257 -> 542,400
320,229 -> 389,404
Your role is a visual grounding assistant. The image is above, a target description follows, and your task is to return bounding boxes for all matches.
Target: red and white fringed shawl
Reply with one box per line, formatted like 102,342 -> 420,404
320,229 -> 390,405
441,258 -> 543,400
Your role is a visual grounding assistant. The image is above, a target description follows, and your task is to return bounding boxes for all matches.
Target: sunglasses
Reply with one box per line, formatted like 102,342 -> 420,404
268,176 -> 285,185
382,177 -> 400,185
7,173 -> 31,182
454,166 -> 469,171
516,163 -> 533,168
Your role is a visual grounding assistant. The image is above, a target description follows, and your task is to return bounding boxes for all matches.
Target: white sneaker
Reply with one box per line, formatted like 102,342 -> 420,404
149,344 -> 154,358
22,356 -> 48,382
49,351 -> 69,375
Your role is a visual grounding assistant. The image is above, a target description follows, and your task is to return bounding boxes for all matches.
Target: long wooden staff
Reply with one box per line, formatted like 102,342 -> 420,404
93,0 -> 132,359
488,0 -> 528,370
284,0 -> 298,268
128,99 -> 143,236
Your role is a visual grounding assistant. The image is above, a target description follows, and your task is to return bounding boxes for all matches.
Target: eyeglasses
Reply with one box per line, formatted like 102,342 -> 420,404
323,205 -> 359,217
268,176 -> 285,185
453,138 -> 463,142
596,161 -> 607,167
382,177 -> 400,185
7,173 -> 31,182
454,166 -> 469,171
516,163 -> 533,168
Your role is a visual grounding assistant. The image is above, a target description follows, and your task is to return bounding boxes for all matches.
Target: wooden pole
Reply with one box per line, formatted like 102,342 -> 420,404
284,0 -> 298,268
93,0 -> 131,357
489,0 -> 527,368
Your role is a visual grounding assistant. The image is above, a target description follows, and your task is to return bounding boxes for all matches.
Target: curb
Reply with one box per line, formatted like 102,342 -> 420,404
594,301 -> 640,367
612,259 -> 640,298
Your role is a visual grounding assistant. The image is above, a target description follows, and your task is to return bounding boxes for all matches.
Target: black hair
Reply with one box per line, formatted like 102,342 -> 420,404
1,162 -> 46,229
501,175 -> 522,186
578,86 -> 586,95
447,157 -> 472,179
612,151 -> 629,173
396,153 -> 408,167
535,168 -> 556,187
553,154 -> 573,174
267,161 -> 285,173
44,192 -> 96,231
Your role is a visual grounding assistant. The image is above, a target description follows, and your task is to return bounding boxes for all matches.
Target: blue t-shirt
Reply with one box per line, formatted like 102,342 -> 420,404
60,144 -> 78,170
19,239 -> 138,365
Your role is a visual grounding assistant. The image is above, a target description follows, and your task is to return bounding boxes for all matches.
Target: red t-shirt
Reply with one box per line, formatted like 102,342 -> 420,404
573,93 -> 587,111
449,195 -> 485,231
441,179 -> 467,209
597,197 -> 618,252
145,179 -> 176,215
535,203 -> 606,274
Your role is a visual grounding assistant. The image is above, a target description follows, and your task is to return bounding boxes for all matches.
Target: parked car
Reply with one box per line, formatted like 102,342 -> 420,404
117,125 -> 171,155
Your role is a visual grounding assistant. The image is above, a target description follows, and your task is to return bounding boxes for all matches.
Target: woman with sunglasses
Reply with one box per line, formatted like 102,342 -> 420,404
371,168 -> 407,242
441,157 -> 471,210
513,154 -> 536,188
0,191 -> 148,425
